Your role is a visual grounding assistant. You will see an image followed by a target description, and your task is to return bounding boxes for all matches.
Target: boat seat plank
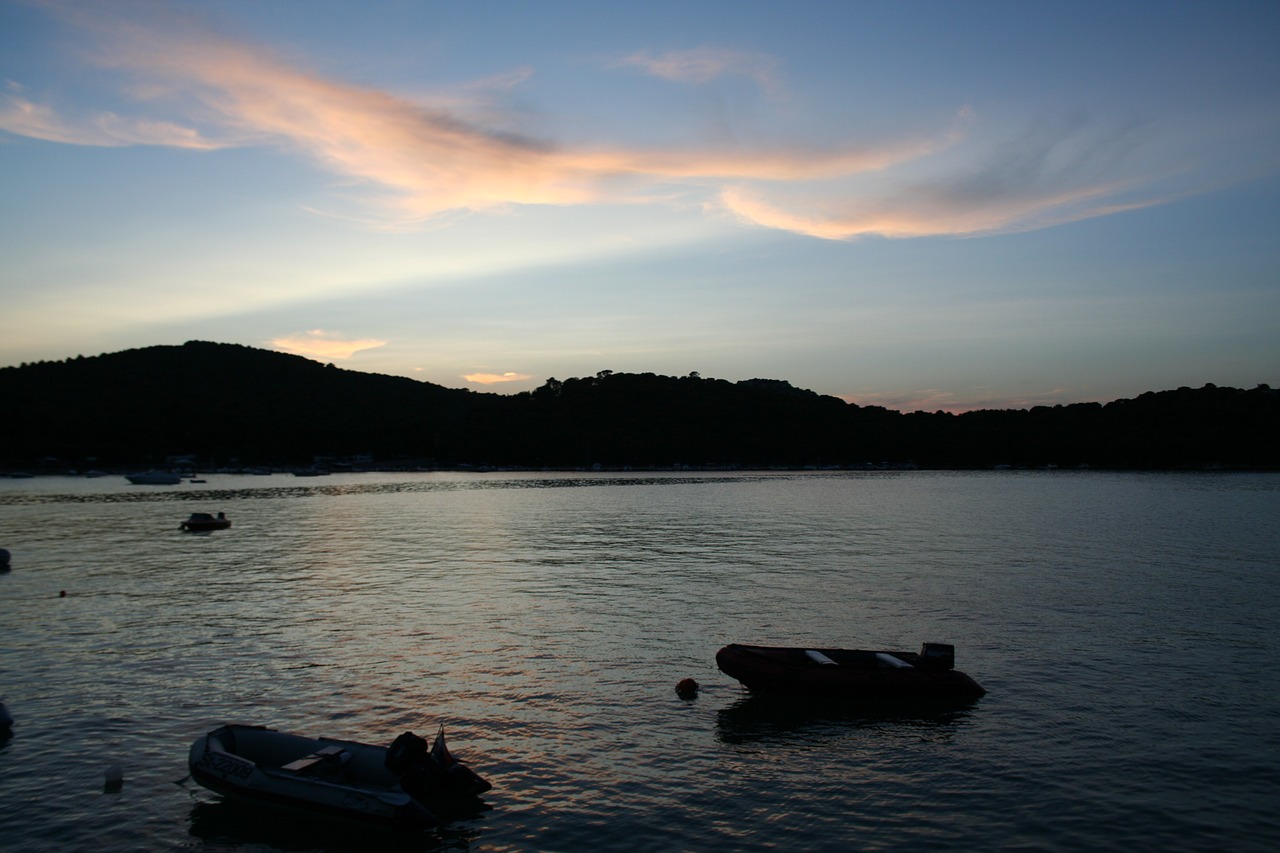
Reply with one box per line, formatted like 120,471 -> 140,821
805,650 -> 838,666
281,745 -> 344,772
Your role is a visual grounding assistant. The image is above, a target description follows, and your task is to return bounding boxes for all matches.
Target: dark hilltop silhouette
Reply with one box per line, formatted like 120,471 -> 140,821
2,340 -> 1276,472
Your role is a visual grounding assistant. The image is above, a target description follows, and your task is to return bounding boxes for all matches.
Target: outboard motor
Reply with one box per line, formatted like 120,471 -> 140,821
386,730 -> 492,800
919,643 -> 956,671
385,731 -> 430,776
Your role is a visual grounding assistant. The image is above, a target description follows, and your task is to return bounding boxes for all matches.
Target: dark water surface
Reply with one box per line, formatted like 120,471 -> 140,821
1,470 -> 1278,851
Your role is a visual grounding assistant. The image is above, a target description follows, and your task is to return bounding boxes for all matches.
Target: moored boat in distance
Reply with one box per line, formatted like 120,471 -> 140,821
180,512 -> 231,532
716,642 -> 986,701
125,470 -> 183,485
188,724 -> 492,829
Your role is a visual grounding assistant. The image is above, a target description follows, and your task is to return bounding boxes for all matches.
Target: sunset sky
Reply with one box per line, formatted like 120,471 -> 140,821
2,0 -> 1278,411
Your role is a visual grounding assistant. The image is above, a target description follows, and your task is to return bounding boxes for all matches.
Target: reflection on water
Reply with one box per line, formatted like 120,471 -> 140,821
186,797 -> 480,852
715,693 -> 977,746
0,473 -> 760,506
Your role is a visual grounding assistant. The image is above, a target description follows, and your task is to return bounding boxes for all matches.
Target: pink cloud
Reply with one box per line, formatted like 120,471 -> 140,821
463,372 -> 534,385
272,331 -> 387,360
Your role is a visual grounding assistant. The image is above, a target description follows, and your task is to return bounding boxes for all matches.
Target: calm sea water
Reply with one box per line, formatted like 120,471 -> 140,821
1,470 -> 1278,852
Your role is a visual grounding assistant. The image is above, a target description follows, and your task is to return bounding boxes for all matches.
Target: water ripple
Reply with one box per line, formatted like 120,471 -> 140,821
1,471 -> 1278,850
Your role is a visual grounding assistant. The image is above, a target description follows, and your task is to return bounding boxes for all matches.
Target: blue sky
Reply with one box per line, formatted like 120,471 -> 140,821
2,0 -> 1278,411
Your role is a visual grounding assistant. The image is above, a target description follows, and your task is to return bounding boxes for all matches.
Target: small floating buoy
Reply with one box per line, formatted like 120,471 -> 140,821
104,764 -> 123,793
59,590 -> 67,598
676,677 -> 699,699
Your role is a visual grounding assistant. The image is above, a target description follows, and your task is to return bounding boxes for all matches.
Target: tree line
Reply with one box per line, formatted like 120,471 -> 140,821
2,340 -> 1276,471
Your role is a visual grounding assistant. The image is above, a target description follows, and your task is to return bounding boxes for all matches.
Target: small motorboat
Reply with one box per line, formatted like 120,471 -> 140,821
125,470 -> 183,485
716,642 -> 986,701
188,724 -> 492,829
180,512 -> 231,532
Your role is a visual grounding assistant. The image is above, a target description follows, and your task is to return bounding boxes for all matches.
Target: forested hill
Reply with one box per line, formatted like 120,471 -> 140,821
2,341 -> 1277,471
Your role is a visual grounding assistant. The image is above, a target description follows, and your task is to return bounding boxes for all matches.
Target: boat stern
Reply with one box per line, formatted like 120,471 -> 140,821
189,728 -> 262,794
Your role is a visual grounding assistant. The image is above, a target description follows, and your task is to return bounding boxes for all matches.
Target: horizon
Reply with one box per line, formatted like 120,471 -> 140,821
10,338 -> 1272,416
2,1 -> 1278,413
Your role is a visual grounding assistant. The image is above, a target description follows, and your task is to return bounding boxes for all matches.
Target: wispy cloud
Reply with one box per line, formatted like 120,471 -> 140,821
720,110 -> 1174,239
0,5 -> 1217,241
463,371 -> 534,385
0,83 -> 225,149
721,176 -> 1148,240
610,47 -> 785,97
272,331 -> 387,360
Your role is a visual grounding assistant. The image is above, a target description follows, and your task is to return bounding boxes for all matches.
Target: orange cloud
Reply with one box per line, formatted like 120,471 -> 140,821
272,331 -> 387,360
463,372 -> 533,385
0,7 -> 968,231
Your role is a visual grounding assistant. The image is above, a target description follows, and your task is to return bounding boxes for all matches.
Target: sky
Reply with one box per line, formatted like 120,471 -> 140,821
2,0 -> 1278,412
